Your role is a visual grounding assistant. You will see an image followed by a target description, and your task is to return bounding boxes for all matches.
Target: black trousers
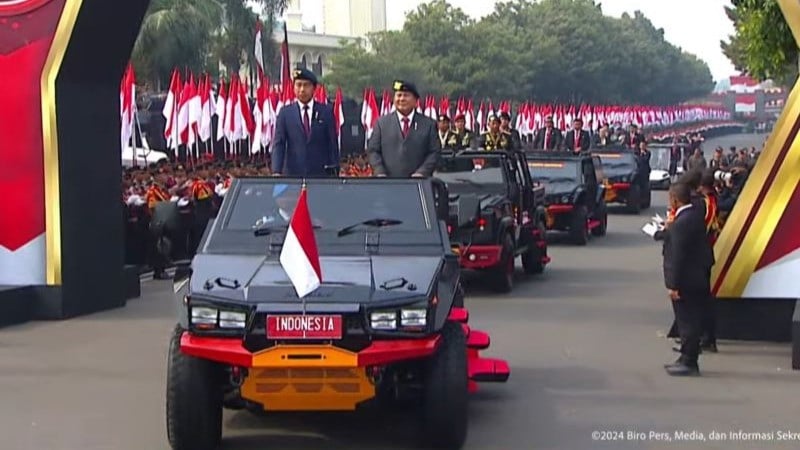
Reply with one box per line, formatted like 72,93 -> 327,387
668,294 -> 716,344
674,295 -> 703,366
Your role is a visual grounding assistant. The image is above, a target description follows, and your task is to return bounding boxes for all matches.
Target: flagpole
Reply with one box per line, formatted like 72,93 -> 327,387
134,107 -> 152,165
301,179 -> 307,317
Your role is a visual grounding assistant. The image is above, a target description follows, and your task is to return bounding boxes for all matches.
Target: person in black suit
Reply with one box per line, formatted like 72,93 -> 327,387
661,182 -> 714,376
624,124 -> 646,149
271,68 -> 339,177
562,118 -> 591,153
532,115 -> 562,150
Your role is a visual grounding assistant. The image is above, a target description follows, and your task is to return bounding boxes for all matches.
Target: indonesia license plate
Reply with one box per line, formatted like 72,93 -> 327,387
266,315 -> 343,339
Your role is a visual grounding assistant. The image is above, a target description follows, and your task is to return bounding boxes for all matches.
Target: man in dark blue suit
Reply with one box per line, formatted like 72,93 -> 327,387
271,68 -> 339,177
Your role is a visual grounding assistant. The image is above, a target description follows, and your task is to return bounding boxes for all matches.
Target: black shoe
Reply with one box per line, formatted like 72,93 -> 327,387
664,362 -> 700,376
701,342 -> 718,353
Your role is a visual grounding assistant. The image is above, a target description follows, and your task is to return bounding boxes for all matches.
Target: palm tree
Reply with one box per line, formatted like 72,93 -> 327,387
133,0 -> 224,89
132,0 -> 290,89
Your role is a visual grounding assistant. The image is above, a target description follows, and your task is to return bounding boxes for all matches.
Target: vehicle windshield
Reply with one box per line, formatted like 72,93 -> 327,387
594,152 -> 637,178
434,157 -> 507,186
527,160 -> 579,184
649,148 -> 671,171
205,179 -> 440,254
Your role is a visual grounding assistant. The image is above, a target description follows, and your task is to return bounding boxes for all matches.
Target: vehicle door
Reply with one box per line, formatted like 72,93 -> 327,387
582,158 -> 599,212
592,155 -> 608,203
504,157 -> 524,240
511,152 -> 535,215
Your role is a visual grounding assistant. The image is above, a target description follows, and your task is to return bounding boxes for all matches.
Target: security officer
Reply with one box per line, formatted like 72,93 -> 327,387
436,114 -> 458,150
452,114 -> 474,150
474,114 -> 512,151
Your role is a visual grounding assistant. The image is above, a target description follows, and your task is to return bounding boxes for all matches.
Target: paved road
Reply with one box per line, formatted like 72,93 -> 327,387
1,134 -> 797,450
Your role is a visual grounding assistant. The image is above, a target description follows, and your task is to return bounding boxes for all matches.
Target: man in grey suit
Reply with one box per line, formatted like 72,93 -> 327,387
367,80 -> 439,178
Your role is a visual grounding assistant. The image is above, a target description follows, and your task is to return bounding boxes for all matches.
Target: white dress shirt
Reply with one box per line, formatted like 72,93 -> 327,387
298,99 -> 315,123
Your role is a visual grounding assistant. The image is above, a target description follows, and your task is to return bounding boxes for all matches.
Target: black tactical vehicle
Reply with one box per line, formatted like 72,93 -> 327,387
592,148 -> 652,213
525,151 -> 608,245
433,150 -> 550,293
167,177 -> 509,450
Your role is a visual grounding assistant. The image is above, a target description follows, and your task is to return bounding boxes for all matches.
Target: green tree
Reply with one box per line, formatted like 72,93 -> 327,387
327,0 -> 715,105
132,0 -> 223,88
322,32 -> 450,98
721,0 -> 798,84
132,0 -> 289,88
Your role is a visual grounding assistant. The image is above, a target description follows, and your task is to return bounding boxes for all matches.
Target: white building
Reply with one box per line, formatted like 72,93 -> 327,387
270,0 -> 385,77
322,0 -> 387,39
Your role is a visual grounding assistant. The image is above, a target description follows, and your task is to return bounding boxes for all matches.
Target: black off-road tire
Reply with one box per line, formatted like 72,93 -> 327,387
569,207 -> 589,246
521,223 -> 546,275
166,325 -> 223,450
421,321 -> 469,449
491,234 -> 515,293
591,203 -> 608,237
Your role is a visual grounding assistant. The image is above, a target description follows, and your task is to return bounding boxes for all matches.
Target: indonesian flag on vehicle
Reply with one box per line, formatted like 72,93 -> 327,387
280,186 -> 322,298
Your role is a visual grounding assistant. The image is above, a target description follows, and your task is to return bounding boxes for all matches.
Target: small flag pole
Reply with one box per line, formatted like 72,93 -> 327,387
300,179 -> 307,317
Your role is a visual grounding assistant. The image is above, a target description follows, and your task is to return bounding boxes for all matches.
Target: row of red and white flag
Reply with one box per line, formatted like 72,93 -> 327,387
361,88 -> 732,138
121,66 -> 732,155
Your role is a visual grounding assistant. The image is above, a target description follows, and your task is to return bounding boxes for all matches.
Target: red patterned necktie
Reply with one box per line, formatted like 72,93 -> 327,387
545,130 -> 550,149
574,130 -> 580,149
402,117 -> 410,138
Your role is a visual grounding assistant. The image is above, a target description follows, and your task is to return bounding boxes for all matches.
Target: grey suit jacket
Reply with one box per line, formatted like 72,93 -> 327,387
366,112 -> 440,177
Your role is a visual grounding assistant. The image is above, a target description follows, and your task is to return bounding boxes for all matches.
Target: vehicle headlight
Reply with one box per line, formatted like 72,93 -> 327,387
401,308 -> 427,327
560,195 -> 570,204
190,306 -> 247,329
219,311 -> 247,328
370,311 -> 397,330
191,307 -> 218,326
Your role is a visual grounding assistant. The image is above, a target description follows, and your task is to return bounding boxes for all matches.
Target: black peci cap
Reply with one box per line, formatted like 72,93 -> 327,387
292,67 -> 318,85
392,80 -> 420,98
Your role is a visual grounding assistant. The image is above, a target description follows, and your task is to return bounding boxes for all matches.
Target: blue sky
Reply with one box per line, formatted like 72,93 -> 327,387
292,0 -> 738,82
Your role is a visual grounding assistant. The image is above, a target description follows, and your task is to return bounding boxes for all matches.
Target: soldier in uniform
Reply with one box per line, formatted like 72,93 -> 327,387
452,114 -> 474,150
436,114 -> 458,151
189,170 -> 215,256
475,114 -> 513,151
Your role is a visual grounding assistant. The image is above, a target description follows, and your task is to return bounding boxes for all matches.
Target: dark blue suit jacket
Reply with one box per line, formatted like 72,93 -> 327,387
271,101 -> 339,177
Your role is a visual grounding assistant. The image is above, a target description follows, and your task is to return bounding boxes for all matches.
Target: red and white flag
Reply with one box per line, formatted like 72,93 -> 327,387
279,187 -> 322,298
119,63 -> 135,153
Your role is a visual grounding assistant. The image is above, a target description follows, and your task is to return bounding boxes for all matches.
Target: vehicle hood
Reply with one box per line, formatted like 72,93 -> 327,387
188,254 -> 440,303
650,170 -> 670,181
